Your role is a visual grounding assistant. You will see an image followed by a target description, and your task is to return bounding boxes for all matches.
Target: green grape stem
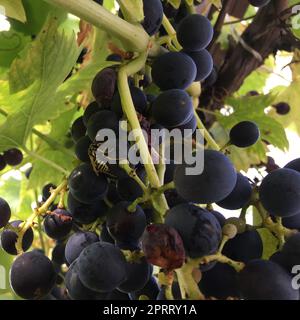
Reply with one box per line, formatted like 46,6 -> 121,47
15,179 -> 68,254
44,0 -> 162,56
118,53 -> 169,221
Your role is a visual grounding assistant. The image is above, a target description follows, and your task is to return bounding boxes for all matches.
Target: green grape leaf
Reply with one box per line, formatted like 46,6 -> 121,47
28,109 -> 77,190
253,207 -> 278,260
257,228 -> 279,260
0,30 -> 31,68
17,175 -> 35,220
269,51 -> 300,134
117,0 -> 144,23
8,0 -> 65,36
0,0 -> 26,23
0,17 -> 81,151
237,56 -> 275,95
104,0 -> 116,10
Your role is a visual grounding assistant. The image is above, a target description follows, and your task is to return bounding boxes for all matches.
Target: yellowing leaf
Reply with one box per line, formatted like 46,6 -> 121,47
0,0 -> 26,23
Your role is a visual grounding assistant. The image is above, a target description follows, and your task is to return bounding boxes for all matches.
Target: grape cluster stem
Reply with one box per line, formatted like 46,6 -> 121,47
16,179 -> 68,253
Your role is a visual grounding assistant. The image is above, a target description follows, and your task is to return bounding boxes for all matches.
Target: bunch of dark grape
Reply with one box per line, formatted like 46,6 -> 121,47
0,148 -> 23,171
1,0 -> 300,302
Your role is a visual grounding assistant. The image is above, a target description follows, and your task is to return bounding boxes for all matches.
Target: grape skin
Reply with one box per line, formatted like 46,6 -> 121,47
151,89 -> 194,128
71,117 -> 86,142
165,204 -> 222,258
43,209 -> 73,240
106,201 -> 147,244
183,49 -> 213,82
83,101 -> 102,126
141,0 -> 163,36
0,154 -> 6,171
77,242 -> 128,292
86,110 -> 119,141
99,222 -> 115,244
67,192 -> 108,224
229,121 -> 260,148
174,150 -> 237,204
117,254 -> 151,293
129,276 -> 160,300
68,163 -> 108,204
65,260 -> 108,300
177,14 -> 213,51
42,183 -> 57,202
51,242 -> 66,266
222,230 -> 263,263
3,148 -> 23,166
75,135 -> 92,163
217,173 -> 252,210
285,158 -> 300,172
91,68 -> 117,107
259,168 -> 300,217
1,220 -> 34,255
10,251 -> 57,300
151,52 -> 197,90
65,231 -> 99,265
0,197 -> 11,228
111,86 -> 147,118
238,259 -> 299,300
199,263 -> 239,299
116,176 -> 144,201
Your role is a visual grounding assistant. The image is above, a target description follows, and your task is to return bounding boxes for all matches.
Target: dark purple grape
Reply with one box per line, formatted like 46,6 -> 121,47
223,230 -> 263,263
141,0 -> 163,36
0,197 -> 11,228
51,242 -> 66,265
165,204 -> 222,258
77,242 -> 128,292
91,68 -> 117,107
129,276 -> 160,300
65,231 -> 99,265
1,220 -> 34,255
75,135 -> 91,163
273,102 -> 290,115
3,148 -> 23,166
71,117 -> 86,142
151,52 -> 196,90
199,263 -> 239,299
82,101 -> 102,126
67,192 -> 108,225
111,86 -> 147,118
42,183 -> 57,202
10,251 -> 57,300
68,163 -> 108,204
217,173 -> 252,210
259,168 -> 300,217
106,201 -> 146,244
229,121 -> 260,148
43,209 -> 73,240
177,14 -> 213,51
0,154 -> 6,171
65,260 -> 108,300
174,150 -> 237,204
238,259 -> 298,300
117,250 -> 151,293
